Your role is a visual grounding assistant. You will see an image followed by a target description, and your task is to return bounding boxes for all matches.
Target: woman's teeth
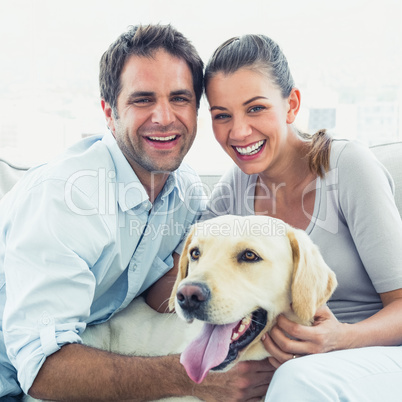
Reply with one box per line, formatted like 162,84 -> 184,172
148,135 -> 177,142
235,140 -> 265,156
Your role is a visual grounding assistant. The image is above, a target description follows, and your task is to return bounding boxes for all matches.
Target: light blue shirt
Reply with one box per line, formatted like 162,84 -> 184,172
0,132 -> 205,396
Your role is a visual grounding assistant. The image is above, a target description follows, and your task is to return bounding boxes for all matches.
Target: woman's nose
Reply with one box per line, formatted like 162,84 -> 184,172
229,117 -> 252,141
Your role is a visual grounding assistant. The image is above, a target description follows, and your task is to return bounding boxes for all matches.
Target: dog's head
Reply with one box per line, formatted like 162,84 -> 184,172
169,215 -> 337,384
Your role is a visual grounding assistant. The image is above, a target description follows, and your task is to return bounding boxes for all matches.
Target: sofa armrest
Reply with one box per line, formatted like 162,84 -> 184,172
0,158 -> 28,199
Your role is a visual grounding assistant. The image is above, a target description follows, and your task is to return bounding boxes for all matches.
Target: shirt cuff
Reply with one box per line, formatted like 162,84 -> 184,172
14,326 -> 84,394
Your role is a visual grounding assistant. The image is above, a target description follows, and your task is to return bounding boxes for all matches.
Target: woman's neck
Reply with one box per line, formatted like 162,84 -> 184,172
254,134 -> 318,229
258,134 -> 314,199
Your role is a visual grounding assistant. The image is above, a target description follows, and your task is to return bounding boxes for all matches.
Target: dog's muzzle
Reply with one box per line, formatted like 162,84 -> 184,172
176,283 -> 268,384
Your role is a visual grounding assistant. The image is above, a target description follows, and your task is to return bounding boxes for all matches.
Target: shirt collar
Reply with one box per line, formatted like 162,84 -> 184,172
166,170 -> 185,202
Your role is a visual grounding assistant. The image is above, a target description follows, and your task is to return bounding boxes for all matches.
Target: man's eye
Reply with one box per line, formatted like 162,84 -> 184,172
190,248 -> 200,261
133,98 -> 151,104
172,96 -> 187,102
239,250 -> 261,262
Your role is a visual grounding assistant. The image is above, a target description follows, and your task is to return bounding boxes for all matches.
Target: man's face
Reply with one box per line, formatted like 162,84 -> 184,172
102,49 -> 197,183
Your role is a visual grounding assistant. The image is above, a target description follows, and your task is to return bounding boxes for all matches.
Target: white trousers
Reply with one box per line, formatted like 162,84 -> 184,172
265,346 -> 402,402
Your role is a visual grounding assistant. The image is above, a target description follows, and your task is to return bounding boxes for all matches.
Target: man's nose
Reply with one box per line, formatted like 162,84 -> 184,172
151,100 -> 175,126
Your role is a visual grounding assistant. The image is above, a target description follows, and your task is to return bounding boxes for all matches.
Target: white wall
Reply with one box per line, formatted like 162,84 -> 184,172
0,0 -> 401,173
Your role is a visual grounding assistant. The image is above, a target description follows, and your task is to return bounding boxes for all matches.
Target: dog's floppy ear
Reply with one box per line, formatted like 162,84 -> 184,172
168,226 -> 195,312
287,228 -> 337,323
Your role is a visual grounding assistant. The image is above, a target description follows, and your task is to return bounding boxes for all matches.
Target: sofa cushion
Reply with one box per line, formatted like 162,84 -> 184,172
370,142 -> 402,217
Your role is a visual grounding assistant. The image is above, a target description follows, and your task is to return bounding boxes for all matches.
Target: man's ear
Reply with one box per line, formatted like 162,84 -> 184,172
101,99 -> 116,135
286,88 -> 301,125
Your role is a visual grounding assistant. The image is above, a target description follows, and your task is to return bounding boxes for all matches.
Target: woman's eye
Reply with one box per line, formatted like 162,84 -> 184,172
213,113 -> 231,120
240,250 -> 261,262
249,105 -> 265,113
190,248 -> 201,260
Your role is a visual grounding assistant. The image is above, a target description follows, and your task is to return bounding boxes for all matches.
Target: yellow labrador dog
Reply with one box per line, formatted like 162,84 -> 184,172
169,215 -> 337,384
26,215 -> 336,401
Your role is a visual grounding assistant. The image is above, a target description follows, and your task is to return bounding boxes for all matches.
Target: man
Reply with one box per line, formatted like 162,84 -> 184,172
0,24 -> 273,400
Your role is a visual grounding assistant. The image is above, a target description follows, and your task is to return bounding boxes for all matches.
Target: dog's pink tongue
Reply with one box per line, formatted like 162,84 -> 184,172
180,321 -> 238,384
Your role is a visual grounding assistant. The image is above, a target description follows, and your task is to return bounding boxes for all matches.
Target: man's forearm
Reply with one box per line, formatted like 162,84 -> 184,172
28,343 -> 195,401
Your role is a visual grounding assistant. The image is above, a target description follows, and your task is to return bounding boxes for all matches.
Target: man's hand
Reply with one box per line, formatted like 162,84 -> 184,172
262,306 -> 342,368
195,359 -> 275,402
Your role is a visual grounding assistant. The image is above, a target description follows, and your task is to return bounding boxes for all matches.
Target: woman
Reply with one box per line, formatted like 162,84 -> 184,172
203,34 -> 402,401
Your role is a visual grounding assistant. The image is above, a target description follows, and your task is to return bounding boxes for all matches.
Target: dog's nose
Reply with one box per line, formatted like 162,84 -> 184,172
177,283 -> 210,312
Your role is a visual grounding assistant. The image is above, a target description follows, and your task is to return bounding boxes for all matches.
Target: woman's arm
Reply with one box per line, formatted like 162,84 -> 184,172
263,288 -> 402,367
345,288 -> 402,348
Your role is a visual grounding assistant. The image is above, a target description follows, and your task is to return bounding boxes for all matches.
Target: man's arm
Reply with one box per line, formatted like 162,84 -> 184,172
28,343 -> 191,401
28,343 -> 274,401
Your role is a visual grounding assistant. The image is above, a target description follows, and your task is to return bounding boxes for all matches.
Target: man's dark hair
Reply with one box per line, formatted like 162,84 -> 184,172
99,24 -> 204,115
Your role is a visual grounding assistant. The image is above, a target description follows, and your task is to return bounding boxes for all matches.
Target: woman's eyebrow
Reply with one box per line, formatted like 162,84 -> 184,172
210,96 -> 269,111
210,105 -> 227,112
243,96 -> 268,106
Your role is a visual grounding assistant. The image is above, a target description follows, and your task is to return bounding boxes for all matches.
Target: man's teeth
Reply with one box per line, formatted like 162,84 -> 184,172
236,140 -> 265,156
148,135 -> 177,142
231,315 -> 252,341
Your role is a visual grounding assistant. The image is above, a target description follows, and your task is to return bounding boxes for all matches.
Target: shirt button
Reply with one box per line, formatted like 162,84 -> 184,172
40,312 -> 53,326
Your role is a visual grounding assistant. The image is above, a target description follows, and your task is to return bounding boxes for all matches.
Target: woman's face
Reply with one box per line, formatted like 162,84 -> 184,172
206,67 -> 298,176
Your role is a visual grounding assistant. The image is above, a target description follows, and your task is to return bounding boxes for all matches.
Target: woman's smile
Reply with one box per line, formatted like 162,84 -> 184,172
233,139 -> 267,159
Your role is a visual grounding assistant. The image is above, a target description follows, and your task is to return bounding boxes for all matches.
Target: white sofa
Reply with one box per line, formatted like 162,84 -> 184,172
1,142 -> 402,218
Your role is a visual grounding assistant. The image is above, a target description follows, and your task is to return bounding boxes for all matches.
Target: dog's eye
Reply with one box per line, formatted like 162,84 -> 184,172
190,248 -> 200,261
239,250 -> 261,262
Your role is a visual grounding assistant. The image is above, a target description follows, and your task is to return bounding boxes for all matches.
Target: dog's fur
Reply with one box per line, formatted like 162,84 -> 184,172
25,215 -> 336,401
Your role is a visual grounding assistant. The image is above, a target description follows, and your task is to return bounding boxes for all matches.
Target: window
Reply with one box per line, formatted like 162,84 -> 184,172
1,0 -> 401,174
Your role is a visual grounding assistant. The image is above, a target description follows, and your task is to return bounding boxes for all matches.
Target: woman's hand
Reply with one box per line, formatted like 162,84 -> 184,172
262,305 -> 344,368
